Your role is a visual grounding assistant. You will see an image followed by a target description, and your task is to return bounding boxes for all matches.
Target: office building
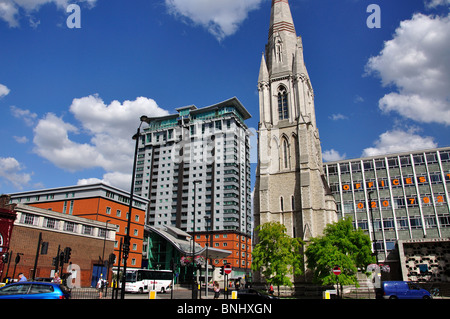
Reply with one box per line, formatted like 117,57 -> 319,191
323,147 -> 450,281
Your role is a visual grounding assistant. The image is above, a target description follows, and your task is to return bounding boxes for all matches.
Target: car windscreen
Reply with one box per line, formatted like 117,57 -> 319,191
0,284 -> 30,295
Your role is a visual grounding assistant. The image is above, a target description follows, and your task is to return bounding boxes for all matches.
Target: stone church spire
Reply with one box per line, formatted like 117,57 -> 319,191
254,0 -> 337,254
266,0 -> 298,77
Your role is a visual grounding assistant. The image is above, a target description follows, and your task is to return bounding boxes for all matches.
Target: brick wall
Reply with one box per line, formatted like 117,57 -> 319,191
6,225 -> 114,287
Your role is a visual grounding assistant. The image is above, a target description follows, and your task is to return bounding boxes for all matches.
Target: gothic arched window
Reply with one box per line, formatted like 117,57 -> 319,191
283,139 -> 289,169
278,86 -> 289,120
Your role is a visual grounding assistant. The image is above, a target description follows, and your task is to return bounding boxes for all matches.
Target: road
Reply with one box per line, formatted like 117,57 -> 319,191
124,286 -> 226,299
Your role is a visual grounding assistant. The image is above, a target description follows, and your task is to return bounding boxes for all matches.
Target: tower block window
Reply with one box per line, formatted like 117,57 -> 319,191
278,86 -> 289,120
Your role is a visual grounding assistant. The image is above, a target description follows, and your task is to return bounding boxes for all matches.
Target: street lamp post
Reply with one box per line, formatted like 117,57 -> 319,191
368,191 -> 381,289
368,191 -> 378,264
120,115 -> 153,299
204,216 -> 210,298
192,180 -> 201,299
102,219 -> 111,265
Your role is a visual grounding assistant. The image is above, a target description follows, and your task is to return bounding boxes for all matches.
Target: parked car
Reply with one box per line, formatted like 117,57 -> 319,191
0,282 -> 71,299
377,281 -> 431,299
237,288 -> 278,300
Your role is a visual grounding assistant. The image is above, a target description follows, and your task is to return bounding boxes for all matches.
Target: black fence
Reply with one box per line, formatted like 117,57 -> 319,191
70,287 -> 118,299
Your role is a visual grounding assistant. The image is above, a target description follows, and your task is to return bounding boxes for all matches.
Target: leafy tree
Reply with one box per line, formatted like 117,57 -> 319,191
305,217 -> 375,290
252,222 -> 304,294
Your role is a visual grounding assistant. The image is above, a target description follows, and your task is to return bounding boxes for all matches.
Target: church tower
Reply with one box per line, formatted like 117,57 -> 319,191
254,0 -> 337,243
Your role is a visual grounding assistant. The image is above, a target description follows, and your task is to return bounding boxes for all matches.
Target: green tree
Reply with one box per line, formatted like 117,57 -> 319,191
252,222 -> 304,294
305,217 -> 375,289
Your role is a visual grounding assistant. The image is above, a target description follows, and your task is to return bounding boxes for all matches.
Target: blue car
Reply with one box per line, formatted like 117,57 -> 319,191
0,282 -> 71,299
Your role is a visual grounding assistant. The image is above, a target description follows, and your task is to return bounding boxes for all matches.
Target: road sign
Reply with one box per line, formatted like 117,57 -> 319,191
332,266 -> 341,276
224,264 -> 232,275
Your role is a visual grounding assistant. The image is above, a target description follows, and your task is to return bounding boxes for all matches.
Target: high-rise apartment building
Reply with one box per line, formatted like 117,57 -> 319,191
136,97 -> 253,271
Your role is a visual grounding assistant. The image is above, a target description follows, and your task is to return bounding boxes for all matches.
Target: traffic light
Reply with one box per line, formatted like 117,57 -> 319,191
41,242 -> 49,255
108,253 -> 116,266
59,252 -> 65,267
63,247 -> 72,263
220,266 -> 224,275
1,252 -> 8,263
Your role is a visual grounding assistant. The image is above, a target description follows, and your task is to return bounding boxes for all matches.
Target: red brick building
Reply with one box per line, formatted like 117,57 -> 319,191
195,231 -> 252,279
1,196 -> 117,287
9,183 -> 149,271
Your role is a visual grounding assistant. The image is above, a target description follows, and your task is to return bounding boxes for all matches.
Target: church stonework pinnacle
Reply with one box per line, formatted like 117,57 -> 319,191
254,0 -> 337,253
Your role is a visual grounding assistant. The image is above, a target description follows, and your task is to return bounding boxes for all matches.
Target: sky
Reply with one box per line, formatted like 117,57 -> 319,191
0,0 -> 449,194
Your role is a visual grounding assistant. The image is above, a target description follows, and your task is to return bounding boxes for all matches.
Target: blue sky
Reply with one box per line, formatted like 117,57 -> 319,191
0,0 -> 449,194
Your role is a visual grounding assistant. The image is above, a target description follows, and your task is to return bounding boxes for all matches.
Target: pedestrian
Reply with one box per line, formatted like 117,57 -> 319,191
97,274 -> 105,299
18,273 -> 27,282
52,272 -> 61,284
269,284 -> 274,296
213,281 -> 220,299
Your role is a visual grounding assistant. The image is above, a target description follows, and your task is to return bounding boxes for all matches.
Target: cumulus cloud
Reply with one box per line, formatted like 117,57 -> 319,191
362,128 -> 437,157
77,172 -> 131,191
165,0 -> 263,41
0,157 -> 32,190
322,149 -> 346,162
0,83 -> 10,98
0,0 -> 97,27
365,13 -> 450,125
33,95 -> 169,189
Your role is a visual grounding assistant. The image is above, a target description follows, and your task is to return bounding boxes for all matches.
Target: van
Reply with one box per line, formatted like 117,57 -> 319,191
377,281 -> 431,299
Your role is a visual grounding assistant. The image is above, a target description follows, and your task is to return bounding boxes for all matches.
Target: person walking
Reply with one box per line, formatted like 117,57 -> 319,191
213,281 -> 220,299
97,274 -> 106,299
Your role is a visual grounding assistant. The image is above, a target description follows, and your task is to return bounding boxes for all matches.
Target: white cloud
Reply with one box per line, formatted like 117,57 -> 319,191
0,83 -> 10,98
366,13 -> 450,125
33,95 -> 169,189
362,128 -> 437,157
33,113 -> 101,171
165,0 -> 263,41
329,113 -> 348,121
0,0 -> 97,27
13,135 -> 29,144
323,149 -> 346,162
0,157 -> 32,190
0,1 -> 19,27
77,172 -> 131,192
425,0 -> 450,9
10,105 -> 38,126
353,95 -> 364,103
